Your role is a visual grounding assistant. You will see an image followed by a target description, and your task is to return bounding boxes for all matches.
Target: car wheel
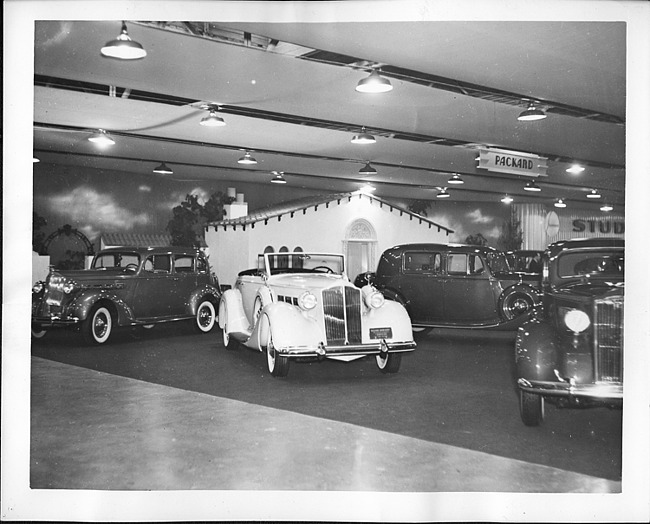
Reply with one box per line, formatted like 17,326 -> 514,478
219,309 -> 238,350
31,324 -> 48,340
195,299 -> 216,333
519,390 -> 545,426
500,289 -> 536,321
266,326 -> 289,377
82,305 -> 113,345
376,352 -> 402,374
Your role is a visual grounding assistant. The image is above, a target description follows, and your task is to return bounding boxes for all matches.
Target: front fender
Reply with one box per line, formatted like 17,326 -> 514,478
515,318 -> 559,382
219,288 -> 249,334
254,302 -> 321,350
363,301 -> 414,342
70,291 -> 134,325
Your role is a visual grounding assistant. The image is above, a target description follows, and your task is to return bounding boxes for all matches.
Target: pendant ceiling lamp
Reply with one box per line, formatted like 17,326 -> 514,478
447,173 -> 464,185
359,162 -> 377,175
500,194 -> 513,204
517,102 -> 547,121
237,151 -> 257,165
200,107 -> 226,127
586,189 -> 601,199
524,180 -> 541,192
600,203 -> 613,212
101,21 -> 147,60
566,163 -> 585,174
88,129 -> 116,147
271,171 -> 287,184
153,162 -> 173,175
554,198 -> 567,208
360,182 -> 376,193
356,70 -> 393,93
351,127 -> 376,144
436,188 -> 450,198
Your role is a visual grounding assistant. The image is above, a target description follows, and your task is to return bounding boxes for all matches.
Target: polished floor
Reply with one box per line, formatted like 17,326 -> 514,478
31,356 -> 620,493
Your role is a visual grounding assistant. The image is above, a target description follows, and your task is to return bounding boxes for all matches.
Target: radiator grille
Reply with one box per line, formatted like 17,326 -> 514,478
593,296 -> 624,382
322,286 -> 362,345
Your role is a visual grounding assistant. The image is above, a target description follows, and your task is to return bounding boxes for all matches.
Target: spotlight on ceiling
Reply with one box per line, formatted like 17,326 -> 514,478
554,198 -> 567,208
517,102 -> 547,121
237,151 -> 257,165
600,203 -> 614,212
355,70 -> 393,93
153,162 -> 173,175
436,188 -> 450,199
351,127 -> 376,145
360,182 -> 376,194
447,173 -> 464,185
359,162 -> 377,175
101,21 -> 147,60
200,107 -> 226,127
270,171 -> 287,184
88,129 -> 116,147
586,189 -> 602,199
524,180 -> 541,192
566,163 -> 585,175
500,194 -> 513,204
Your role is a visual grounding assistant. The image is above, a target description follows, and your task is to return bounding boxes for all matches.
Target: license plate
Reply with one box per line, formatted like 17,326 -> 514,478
370,327 -> 392,339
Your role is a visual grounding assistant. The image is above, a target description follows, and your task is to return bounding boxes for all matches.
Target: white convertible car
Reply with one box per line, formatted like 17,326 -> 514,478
218,252 -> 416,377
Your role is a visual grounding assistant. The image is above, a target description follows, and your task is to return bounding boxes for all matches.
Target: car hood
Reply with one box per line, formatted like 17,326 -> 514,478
554,280 -> 624,299
47,268 -> 132,283
268,273 -> 348,290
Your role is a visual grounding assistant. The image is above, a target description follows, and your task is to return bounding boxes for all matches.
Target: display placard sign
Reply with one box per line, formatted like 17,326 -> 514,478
477,149 -> 548,177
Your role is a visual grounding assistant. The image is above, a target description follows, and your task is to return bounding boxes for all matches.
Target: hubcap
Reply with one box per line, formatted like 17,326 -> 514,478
94,313 -> 108,338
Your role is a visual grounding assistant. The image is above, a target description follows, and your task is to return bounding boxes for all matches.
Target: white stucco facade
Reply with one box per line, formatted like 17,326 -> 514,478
206,192 -> 452,288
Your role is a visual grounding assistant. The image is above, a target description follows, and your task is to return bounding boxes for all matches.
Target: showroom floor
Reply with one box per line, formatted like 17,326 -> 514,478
30,356 -> 620,493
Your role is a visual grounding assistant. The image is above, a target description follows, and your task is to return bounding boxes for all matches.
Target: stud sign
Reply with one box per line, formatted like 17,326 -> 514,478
477,149 -> 548,177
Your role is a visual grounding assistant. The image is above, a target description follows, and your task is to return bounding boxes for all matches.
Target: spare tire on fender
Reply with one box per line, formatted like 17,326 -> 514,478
499,285 -> 538,321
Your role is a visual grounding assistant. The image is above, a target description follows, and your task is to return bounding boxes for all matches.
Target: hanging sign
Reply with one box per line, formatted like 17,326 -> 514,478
477,148 -> 548,177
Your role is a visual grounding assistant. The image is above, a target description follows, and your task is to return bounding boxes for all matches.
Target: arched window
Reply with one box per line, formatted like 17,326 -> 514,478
264,246 -> 275,269
292,246 -> 303,268
343,219 -> 377,280
278,246 -> 289,269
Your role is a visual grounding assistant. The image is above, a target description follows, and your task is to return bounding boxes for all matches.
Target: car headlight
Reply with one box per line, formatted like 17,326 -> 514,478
563,309 -> 591,333
32,282 -> 44,293
362,285 -> 385,309
298,291 -> 317,310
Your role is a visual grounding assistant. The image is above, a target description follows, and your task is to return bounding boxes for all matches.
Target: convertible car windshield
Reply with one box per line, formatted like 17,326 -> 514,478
259,253 -> 345,275
557,250 -> 624,278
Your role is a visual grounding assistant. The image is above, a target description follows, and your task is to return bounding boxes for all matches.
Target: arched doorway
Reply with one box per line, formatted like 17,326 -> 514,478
343,218 -> 377,280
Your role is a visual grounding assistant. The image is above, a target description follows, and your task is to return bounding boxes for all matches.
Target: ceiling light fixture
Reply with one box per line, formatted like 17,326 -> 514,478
153,162 -> 173,175
436,188 -> 450,199
586,189 -> 601,199
237,151 -> 257,165
270,171 -> 287,184
566,163 -> 585,175
524,180 -> 541,192
351,127 -> 376,144
360,182 -> 376,193
500,194 -> 513,204
600,203 -> 614,212
356,70 -> 393,93
447,173 -> 464,185
517,102 -> 547,121
100,21 -> 147,60
88,129 -> 116,147
554,198 -> 567,208
359,162 -> 377,175
200,107 -> 226,127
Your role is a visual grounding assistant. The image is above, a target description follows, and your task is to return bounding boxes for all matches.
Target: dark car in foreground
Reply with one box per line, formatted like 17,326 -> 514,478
515,238 -> 624,426
356,243 -> 541,332
31,246 -> 221,344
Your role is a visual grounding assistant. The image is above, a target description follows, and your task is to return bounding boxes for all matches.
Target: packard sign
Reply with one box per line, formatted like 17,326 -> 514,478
477,149 -> 548,177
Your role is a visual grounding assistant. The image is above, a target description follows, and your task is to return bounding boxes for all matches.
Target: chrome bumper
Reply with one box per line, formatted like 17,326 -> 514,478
281,340 -> 416,359
517,378 -> 623,400
32,315 -> 80,327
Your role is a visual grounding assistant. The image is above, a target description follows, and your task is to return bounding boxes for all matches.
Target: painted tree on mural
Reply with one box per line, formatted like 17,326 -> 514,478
465,233 -> 489,246
33,211 -> 48,254
407,199 -> 429,217
167,191 -> 235,247
497,206 -> 523,251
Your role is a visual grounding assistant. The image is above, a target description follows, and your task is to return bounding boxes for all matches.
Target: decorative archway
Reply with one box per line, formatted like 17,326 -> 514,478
42,224 -> 95,269
343,218 -> 377,279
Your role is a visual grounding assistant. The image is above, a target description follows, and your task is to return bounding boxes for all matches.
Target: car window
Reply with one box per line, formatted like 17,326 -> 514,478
487,251 -> 510,273
403,252 -> 441,274
92,252 -> 139,269
197,256 -> 208,273
468,254 -> 485,275
447,254 -> 468,275
144,255 -> 171,273
174,255 -> 194,273
558,251 -> 624,278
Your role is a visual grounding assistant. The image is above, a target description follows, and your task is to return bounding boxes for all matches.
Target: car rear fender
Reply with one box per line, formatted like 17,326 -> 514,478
515,318 -> 559,382
71,291 -> 134,325
256,302 -> 322,349
189,285 -> 221,315
218,288 -> 249,334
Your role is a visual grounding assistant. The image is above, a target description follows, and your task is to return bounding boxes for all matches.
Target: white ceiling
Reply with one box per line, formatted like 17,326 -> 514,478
32,14 -> 627,209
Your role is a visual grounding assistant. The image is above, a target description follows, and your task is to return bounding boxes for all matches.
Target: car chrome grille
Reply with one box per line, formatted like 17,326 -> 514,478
593,296 -> 624,383
322,286 -> 362,345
